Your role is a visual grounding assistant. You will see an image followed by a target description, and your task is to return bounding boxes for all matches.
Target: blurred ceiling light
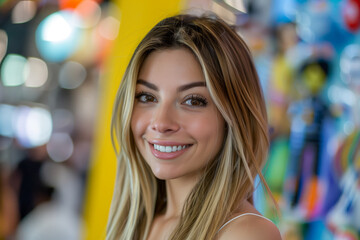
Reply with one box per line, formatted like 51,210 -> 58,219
59,61 -> 87,89
74,0 -> 101,28
42,13 -> 73,42
0,30 -> 8,63
15,106 -> 53,148
26,107 -> 53,146
36,11 -> 81,62
0,104 -> 16,137
11,0 -> 37,24
14,106 -> 31,147
47,132 -> 74,162
1,54 -> 27,86
98,16 -> 120,40
24,57 -> 48,87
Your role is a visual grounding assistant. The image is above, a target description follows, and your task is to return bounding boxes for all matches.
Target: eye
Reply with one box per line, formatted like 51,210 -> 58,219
135,91 -> 157,103
182,95 -> 208,107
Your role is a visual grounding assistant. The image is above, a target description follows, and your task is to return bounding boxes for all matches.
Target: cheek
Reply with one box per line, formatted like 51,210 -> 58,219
130,108 -> 148,139
187,113 -> 225,144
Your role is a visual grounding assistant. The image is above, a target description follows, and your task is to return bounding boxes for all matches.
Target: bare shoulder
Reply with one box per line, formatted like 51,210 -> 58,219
217,213 -> 282,240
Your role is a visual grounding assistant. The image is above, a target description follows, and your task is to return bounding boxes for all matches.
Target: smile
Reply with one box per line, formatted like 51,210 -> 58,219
153,144 -> 188,153
149,141 -> 192,160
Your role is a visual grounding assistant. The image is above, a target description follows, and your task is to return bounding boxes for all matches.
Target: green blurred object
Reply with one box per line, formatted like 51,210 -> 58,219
265,137 -> 289,192
0,0 -> 7,7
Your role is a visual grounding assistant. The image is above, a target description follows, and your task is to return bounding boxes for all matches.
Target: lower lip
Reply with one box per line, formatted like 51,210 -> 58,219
150,144 -> 191,160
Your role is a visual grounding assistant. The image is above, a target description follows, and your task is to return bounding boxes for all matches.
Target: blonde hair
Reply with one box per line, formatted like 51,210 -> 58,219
107,14 -> 271,240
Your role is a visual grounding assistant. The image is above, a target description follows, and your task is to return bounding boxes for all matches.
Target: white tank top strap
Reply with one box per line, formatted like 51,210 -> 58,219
217,213 -> 274,233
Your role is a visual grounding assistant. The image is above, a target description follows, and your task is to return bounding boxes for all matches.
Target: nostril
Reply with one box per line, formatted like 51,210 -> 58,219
150,105 -> 181,133
150,119 -> 180,133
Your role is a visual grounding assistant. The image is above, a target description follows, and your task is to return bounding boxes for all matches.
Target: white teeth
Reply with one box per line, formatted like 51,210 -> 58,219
159,146 -> 165,152
154,144 -> 188,153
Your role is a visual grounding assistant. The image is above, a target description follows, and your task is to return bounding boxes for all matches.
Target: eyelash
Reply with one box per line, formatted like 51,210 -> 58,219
134,92 -> 208,107
182,94 -> 208,107
135,91 -> 157,103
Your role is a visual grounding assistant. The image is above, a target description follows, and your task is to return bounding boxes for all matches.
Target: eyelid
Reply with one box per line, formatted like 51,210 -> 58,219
135,90 -> 154,97
135,91 -> 157,102
182,94 -> 208,107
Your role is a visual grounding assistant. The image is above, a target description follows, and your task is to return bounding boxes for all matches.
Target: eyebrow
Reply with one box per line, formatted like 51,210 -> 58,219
178,81 -> 206,91
137,79 -> 158,91
137,79 -> 206,92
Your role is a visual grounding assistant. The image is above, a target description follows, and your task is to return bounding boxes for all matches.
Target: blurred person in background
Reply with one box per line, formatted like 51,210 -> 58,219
106,14 -> 281,240
9,144 -> 83,240
11,145 -> 51,221
15,161 -> 83,240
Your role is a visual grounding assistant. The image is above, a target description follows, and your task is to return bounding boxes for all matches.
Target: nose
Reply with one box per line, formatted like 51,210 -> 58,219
150,102 -> 180,133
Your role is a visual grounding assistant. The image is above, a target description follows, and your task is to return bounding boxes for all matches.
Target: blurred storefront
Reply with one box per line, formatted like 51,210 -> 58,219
0,0 -> 359,239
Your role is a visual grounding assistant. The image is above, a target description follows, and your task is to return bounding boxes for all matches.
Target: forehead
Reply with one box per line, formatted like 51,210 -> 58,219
138,48 -> 205,85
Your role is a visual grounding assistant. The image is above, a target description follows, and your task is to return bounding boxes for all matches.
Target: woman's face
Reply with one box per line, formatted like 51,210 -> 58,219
131,48 -> 225,181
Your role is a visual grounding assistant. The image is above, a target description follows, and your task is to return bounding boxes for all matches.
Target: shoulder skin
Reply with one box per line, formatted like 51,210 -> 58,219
217,214 -> 282,240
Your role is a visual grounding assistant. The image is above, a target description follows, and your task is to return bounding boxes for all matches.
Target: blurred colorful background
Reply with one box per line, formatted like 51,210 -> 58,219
1,0 -> 360,239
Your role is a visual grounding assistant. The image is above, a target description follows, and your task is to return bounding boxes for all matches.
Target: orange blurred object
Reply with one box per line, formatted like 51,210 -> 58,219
58,0 -> 102,10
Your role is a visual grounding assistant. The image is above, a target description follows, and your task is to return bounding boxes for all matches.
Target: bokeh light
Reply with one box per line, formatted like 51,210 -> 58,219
47,132 -> 74,162
1,54 -> 27,86
14,106 -> 53,148
58,61 -> 87,89
98,16 -> 120,41
328,85 -> 356,106
0,104 -> 17,137
342,0 -> 360,32
11,0 -> 37,24
35,11 -> 81,62
74,0 -> 101,28
24,57 -> 49,88
340,44 -> 360,87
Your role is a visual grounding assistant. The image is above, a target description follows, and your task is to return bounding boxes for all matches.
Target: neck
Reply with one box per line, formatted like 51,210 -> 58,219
163,176 -> 199,219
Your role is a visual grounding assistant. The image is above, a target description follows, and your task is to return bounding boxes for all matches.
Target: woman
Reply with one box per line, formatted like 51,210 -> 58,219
107,14 -> 281,239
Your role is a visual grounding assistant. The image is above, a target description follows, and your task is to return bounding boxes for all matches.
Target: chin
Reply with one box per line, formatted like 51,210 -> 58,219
151,166 -> 200,181
149,165 -> 181,180
152,171 -> 181,180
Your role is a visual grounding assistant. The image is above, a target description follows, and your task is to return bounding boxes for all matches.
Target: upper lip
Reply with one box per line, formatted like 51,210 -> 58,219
147,139 -> 193,146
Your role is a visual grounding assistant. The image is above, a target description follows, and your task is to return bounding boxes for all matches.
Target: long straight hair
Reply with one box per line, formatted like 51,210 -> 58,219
107,14 -> 271,240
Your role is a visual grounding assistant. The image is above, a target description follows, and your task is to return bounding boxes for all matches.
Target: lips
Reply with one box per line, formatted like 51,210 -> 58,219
153,144 -> 188,152
149,141 -> 192,160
